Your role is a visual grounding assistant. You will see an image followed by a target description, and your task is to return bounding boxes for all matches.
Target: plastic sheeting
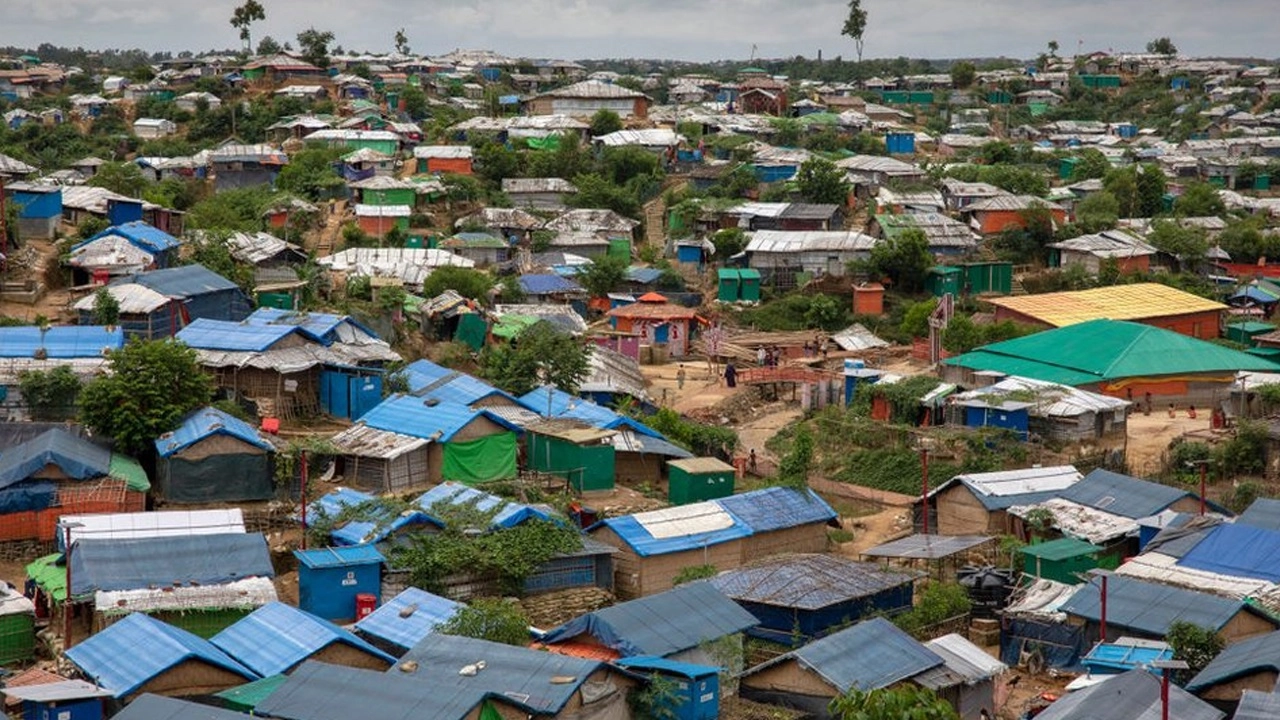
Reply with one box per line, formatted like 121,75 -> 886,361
999,617 -> 1085,671
442,435 -> 516,485
69,532 -> 274,595
0,481 -> 55,514
1179,523 -> 1280,583
156,453 -> 273,504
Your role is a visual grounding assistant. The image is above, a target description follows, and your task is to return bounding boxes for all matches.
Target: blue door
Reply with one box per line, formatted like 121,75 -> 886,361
322,370 -> 350,419
654,323 -> 670,343
350,374 -> 382,420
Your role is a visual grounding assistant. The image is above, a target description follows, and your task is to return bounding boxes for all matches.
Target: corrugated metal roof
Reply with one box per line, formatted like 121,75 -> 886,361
517,273 -> 583,295
0,325 -> 123,359
1,680 -> 110,704
0,428 -> 112,488
832,323 -> 889,352
68,236 -> 155,270
259,661 -> 488,720
353,587 -> 463,652
945,319 -> 1278,385
710,554 -> 918,609
60,185 -> 160,213
667,457 -> 734,474
612,656 -> 718,678
953,376 -> 1129,419
114,694 -> 253,720
501,177 -> 577,193
596,129 -> 681,147
1033,669 -> 1223,720
1060,468 -> 1192,520
211,602 -> 393,677
610,429 -> 692,458
1060,573 -> 1249,635
860,534 -> 993,560
1018,536 -> 1103,562
745,229 -> 880,253
330,424 -> 429,461
225,231 -> 303,266
717,487 -> 837,533
747,617 -> 942,693
354,203 -> 411,217
176,318 -> 295,352
539,79 -> 646,99
985,283 -> 1226,327
411,145 -> 472,159
69,533 -> 274,596
1232,690 -> 1280,720
539,582 -> 756,657
125,265 -> 241,298
834,155 -> 922,176
360,394 -> 518,443
1187,630 -> 1280,692
306,129 -> 400,142
64,613 -> 258,698
544,209 -> 639,235
924,633 -> 1007,682
581,345 -> 650,402
964,195 -> 1064,212
155,407 -> 275,457
0,153 -> 37,176
929,465 -> 1082,508
318,248 -> 475,286
1237,498 -> 1280,531
61,509 -> 245,548
72,284 -> 169,314
455,207 -> 541,230
293,545 -> 385,569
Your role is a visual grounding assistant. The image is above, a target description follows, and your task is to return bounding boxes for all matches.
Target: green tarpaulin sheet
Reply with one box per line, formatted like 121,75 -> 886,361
454,312 -> 488,351
525,135 -> 562,151
491,314 -> 539,340
443,434 -> 517,485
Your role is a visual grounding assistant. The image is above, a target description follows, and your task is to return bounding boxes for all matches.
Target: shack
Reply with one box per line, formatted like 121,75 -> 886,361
154,407 -> 276,504
1020,538 -> 1108,584
921,465 -> 1083,536
210,602 -> 394,676
294,545 -> 384,623
1187,630 -> 1280,711
525,420 -> 617,493
352,587 -> 463,656
709,554 -> 918,644
63,613 -> 258,701
666,457 -> 736,505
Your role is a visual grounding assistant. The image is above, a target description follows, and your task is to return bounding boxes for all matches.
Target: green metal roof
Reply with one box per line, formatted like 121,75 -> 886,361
718,269 -> 740,280
1020,537 -> 1103,561
945,319 -> 1280,384
26,553 -> 68,602
1228,321 -> 1276,333
928,264 -> 963,276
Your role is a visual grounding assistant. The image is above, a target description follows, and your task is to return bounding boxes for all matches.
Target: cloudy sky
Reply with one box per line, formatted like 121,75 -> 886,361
2,0 -> 1276,62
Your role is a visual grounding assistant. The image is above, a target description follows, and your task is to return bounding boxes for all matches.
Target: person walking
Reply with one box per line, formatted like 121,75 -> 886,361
757,346 -> 766,367
676,364 -> 687,390
724,361 -> 737,388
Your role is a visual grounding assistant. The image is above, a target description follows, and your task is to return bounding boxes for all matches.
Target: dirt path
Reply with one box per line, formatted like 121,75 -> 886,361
1124,410 -> 1219,477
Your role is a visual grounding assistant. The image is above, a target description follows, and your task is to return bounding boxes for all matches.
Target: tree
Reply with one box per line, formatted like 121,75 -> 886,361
393,28 -> 410,55
1102,166 -> 1141,218
256,35 -> 281,55
841,0 -> 869,65
829,686 -> 959,720
437,599 -> 531,646
576,255 -> 628,298
91,287 -> 120,326
588,109 -> 623,137
1147,37 -> 1178,56
1166,621 -> 1223,684
1072,149 -> 1111,181
17,366 -> 82,422
88,162 -> 147,197
776,425 -> 814,489
296,27 -> 335,70
400,85 -> 427,119
79,339 -> 215,454
795,157 -> 850,206
949,61 -> 976,89
1174,181 -> 1226,218
1135,164 -> 1167,218
420,266 -> 493,300
275,147 -> 345,200
480,321 -> 589,396
230,0 -> 266,52
1073,191 -> 1120,233
1047,40 -> 1059,55
712,228 -> 749,260
1148,220 -> 1208,270
869,228 -> 932,293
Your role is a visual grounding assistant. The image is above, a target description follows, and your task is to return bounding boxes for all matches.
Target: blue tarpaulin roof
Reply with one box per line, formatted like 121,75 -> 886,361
539,582 -> 757,658
69,532 -> 274,596
1060,574 -> 1253,635
614,656 -> 719,679
1059,469 -> 1197,519
354,587 -> 463,652
293,545 -> 384,569
257,661 -> 490,720
748,617 -> 943,693
306,487 -> 438,547
155,406 -> 275,457
395,634 -> 607,714
1034,669 -> 1224,720
212,602 -> 394,676
360,394 -> 519,442
592,507 -> 752,557
64,613 -> 258,698
123,265 -> 240,299
417,481 -> 554,528
115,693 -> 259,720
517,386 -> 663,439
625,267 -> 663,284
710,554 -> 918,610
717,487 -> 837,533
175,318 -> 296,352
244,308 -> 380,345
0,325 -> 123,358
1236,498 -> 1280,532
404,361 -> 515,406
0,428 -> 112,489
1187,630 -> 1280,692
1179,523 -> 1280,582
79,221 -> 180,254
518,274 -> 582,295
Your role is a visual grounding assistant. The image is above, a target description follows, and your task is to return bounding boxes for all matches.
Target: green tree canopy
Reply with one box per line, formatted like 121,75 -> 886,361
576,255 -> 628,298
275,147 -> 345,200
79,339 -> 215,454
296,27 -> 335,69
796,157 -> 851,206
437,599 -> 532,647
949,61 -> 976,89
17,366 -> 82,422
1071,149 -> 1111,181
588,109 -> 623,137
1147,37 -> 1178,55
1072,190 -> 1120,233
230,0 -> 266,49
420,266 -> 494,300
1148,219 -> 1208,270
829,686 -> 958,720
480,321 -> 589,396
841,0 -> 869,64
1174,181 -> 1226,218
91,287 -> 120,326
88,161 -> 147,197
869,228 -> 932,293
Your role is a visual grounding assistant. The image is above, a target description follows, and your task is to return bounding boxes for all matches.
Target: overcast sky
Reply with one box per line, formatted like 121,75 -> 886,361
2,0 -> 1276,62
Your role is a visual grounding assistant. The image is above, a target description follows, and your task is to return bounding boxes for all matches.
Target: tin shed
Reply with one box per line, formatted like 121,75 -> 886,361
1020,537 -> 1106,584
666,457 -> 736,505
294,546 -> 384,623
211,602 -> 393,676
526,420 -> 617,492
738,269 -> 761,302
717,269 -> 740,303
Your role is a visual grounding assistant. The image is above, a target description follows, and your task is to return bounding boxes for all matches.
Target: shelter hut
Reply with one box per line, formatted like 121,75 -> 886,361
115,694 -> 251,720
709,554 -> 918,644
352,587 -> 462,656
738,617 -> 945,719
1234,690 -> 1280,720
0,327 -> 122,420
859,534 -> 997,581
210,602 -> 394,676
919,634 -> 1009,720
525,420 -> 618,493
63,613 -> 258,701
77,265 -> 254,339
948,376 -> 1130,446
0,584 -> 35,665
919,465 -> 1083,536
154,407 -> 276,504
1187,630 -> 1280,712
1032,669 -> 1223,720
537,582 -> 757,667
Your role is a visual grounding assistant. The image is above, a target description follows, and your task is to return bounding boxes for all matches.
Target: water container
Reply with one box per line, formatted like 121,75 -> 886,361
355,592 -> 377,620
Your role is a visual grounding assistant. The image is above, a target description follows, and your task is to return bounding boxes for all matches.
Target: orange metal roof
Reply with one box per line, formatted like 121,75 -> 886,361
608,303 -> 699,320
3,668 -> 68,706
530,641 -> 620,661
985,283 -> 1226,327
637,292 -> 669,303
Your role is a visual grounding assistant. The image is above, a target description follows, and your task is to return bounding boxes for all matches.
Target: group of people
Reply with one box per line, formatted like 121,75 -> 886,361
801,335 -> 830,360
756,345 -> 784,367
